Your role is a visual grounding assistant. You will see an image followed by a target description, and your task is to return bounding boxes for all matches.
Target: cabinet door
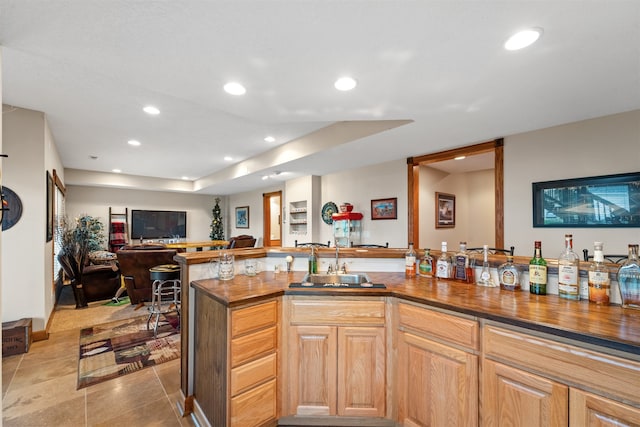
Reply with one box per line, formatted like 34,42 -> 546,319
288,325 -> 337,416
570,389 -> 640,426
397,331 -> 478,427
337,326 -> 386,417
482,360 -> 568,427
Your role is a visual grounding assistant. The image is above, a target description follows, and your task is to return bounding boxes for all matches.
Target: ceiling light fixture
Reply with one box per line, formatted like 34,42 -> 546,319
181,176 -> 189,180
454,156 -> 466,160
224,82 -> 246,95
262,175 -> 269,180
504,28 -> 543,51
224,156 -> 233,161
112,169 -> 121,173
264,136 -> 275,143
127,139 -> 141,147
334,76 -> 357,91
143,106 -> 160,115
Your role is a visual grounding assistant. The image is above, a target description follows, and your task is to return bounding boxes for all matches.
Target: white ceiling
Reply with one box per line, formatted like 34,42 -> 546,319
1,1 -> 639,194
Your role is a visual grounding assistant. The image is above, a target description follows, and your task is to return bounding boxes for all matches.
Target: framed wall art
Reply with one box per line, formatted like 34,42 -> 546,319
46,171 -> 54,241
235,206 -> 249,228
371,198 -> 397,220
532,172 -> 640,227
435,192 -> 455,228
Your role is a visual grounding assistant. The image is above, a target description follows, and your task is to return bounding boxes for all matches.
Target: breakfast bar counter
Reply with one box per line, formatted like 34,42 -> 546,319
176,249 -> 640,426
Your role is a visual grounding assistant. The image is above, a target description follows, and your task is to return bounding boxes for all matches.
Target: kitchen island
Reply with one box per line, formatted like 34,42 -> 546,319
175,249 -> 640,427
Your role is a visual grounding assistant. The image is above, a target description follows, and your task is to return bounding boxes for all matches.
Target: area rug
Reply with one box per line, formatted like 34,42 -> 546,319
103,296 -> 130,306
77,314 -> 180,389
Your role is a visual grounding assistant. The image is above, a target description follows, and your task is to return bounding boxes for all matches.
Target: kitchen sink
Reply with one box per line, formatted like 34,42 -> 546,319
290,272 -> 385,288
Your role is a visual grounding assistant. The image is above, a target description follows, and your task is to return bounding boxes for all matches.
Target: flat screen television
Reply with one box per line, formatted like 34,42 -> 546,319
131,210 -> 187,240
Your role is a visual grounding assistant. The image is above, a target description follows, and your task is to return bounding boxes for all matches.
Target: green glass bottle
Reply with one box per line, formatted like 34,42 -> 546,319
529,240 -> 547,295
308,246 -> 318,274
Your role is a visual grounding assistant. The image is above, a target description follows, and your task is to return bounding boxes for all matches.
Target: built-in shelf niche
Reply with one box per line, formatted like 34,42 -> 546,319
289,200 -> 308,235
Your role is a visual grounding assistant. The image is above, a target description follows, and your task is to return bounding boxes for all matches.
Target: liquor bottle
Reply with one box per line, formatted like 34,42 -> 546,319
308,246 -> 318,274
498,255 -> 520,291
405,242 -> 417,278
529,241 -> 547,295
454,242 -> 470,282
476,244 -> 496,287
558,234 -> 580,300
618,244 -> 640,310
588,242 -> 610,305
436,242 -> 451,279
418,248 -> 433,278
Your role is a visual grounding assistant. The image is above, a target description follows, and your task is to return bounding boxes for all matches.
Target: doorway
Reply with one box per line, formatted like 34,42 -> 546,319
262,191 -> 282,247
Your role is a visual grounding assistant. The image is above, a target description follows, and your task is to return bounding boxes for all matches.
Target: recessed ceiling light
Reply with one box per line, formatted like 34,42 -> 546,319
112,169 -> 121,173
262,175 -> 269,180
454,156 -> 466,160
224,82 -> 246,95
127,139 -> 141,147
143,106 -> 160,115
504,28 -> 543,51
224,156 -> 233,162
181,176 -> 189,180
264,136 -> 276,143
334,76 -> 357,91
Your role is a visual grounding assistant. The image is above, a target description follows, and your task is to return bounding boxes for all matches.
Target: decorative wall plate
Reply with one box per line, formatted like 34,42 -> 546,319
1,186 -> 23,231
321,202 -> 338,225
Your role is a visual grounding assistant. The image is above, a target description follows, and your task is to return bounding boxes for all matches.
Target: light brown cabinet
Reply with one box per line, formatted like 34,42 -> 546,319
570,389 -> 640,426
396,302 -> 479,427
482,324 -> 640,427
482,359 -> 568,427
285,297 -> 386,418
193,293 -> 279,427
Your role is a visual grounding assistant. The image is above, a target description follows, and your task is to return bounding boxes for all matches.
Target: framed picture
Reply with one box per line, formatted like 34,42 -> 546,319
235,206 -> 249,228
371,197 -> 397,220
435,192 -> 455,228
532,172 -> 640,227
46,171 -> 53,241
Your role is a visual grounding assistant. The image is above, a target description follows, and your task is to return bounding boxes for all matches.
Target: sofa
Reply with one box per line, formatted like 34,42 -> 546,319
226,235 -> 256,249
57,254 -> 121,308
116,244 -> 178,304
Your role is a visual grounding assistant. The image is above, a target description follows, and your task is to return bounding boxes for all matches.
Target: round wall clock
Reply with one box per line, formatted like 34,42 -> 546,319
321,202 -> 338,225
1,186 -> 23,231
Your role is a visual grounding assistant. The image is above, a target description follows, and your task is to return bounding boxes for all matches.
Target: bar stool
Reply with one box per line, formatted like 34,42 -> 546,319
147,264 -> 181,338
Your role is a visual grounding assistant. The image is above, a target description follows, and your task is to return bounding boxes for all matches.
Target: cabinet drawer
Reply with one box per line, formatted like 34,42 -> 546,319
290,300 -> 385,326
231,353 -> 277,397
231,325 -> 277,367
484,325 -> 640,405
398,302 -> 478,350
231,300 -> 278,337
231,378 -> 277,427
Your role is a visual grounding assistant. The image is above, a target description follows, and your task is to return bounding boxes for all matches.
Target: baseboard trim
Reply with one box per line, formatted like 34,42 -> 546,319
32,329 -> 49,342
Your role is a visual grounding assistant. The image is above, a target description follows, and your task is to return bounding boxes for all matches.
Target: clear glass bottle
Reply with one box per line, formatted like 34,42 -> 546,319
476,244 -> 496,287
618,244 -> 640,310
436,241 -> 451,279
529,241 -> 547,295
498,255 -> 520,291
405,242 -> 417,278
418,248 -> 433,278
308,246 -> 318,274
558,234 -> 580,300
454,241 -> 470,282
588,242 -> 610,305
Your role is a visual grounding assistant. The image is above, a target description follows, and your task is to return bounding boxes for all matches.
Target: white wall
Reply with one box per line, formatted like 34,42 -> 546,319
227,184 -> 284,245
504,109 -> 640,257
1,107 -> 63,330
419,166 -> 494,251
66,186 -> 218,245
320,159 -> 407,247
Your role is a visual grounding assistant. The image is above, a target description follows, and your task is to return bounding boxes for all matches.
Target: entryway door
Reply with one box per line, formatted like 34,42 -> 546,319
263,191 -> 282,247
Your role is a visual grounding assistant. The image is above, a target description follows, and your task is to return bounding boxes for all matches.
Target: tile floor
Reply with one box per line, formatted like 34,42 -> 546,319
2,288 -> 196,427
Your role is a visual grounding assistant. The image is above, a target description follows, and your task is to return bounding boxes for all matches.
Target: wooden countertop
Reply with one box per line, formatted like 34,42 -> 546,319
165,240 -> 228,249
190,271 -> 640,356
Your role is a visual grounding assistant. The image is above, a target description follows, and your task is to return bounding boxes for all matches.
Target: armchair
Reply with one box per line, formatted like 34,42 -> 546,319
226,235 -> 256,249
58,254 -> 121,308
116,246 -> 178,304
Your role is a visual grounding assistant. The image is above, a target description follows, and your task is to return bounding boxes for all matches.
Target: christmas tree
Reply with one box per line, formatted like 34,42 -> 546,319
210,198 -> 225,244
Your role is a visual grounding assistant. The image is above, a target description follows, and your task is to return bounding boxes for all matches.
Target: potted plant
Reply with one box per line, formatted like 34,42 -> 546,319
57,215 -> 106,308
